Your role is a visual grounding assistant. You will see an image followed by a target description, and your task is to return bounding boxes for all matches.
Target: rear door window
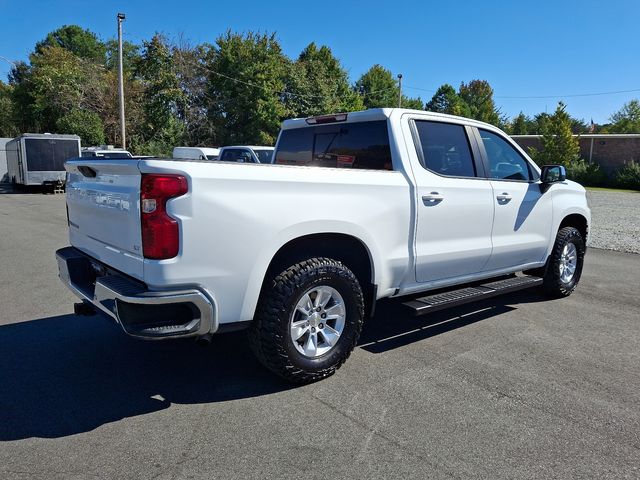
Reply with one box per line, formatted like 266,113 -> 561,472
274,120 -> 392,170
413,121 -> 476,178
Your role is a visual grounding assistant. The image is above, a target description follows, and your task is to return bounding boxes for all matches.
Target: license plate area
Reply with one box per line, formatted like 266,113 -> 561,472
64,252 -> 118,299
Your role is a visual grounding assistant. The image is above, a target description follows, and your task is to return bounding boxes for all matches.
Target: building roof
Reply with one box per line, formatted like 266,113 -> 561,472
511,134 -> 640,139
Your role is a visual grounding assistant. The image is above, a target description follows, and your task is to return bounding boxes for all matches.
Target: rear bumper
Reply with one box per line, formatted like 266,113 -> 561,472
56,246 -> 217,339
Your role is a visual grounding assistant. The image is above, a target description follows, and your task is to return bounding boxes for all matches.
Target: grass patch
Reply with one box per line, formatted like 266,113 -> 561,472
586,186 -> 639,193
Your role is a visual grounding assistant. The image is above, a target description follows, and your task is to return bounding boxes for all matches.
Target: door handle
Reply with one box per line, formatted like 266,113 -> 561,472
422,192 -> 444,204
496,193 -> 512,202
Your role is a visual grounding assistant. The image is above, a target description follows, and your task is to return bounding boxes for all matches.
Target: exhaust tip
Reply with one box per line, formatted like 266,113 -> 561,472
74,301 -> 96,316
196,334 -> 213,347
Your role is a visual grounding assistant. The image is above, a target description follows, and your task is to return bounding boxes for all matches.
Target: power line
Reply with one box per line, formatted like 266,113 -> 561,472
404,84 -> 640,99
404,85 -> 434,94
196,63 -> 397,102
122,31 -> 398,103
495,88 -> 640,99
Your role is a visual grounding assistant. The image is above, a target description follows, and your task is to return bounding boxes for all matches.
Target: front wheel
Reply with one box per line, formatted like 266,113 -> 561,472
542,226 -> 586,298
248,257 -> 364,384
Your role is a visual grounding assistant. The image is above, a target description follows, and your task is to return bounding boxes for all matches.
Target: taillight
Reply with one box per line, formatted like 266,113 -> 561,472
140,174 -> 188,259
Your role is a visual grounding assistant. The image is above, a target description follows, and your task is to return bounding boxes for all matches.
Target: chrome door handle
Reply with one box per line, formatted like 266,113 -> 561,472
496,193 -> 512,202
422,192 -> 444,204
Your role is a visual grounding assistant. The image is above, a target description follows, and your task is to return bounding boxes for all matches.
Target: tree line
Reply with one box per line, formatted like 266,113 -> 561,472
0,25 -> 639,156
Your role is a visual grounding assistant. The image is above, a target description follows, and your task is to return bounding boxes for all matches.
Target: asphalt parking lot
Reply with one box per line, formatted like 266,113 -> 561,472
1,189 -> 639,480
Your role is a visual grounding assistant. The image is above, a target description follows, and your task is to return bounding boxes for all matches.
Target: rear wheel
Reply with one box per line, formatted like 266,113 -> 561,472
248,257 -> 364,384
542,226 -> 585,297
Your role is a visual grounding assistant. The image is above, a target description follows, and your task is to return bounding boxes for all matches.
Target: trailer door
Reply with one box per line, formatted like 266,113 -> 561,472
24,138 -> 80,171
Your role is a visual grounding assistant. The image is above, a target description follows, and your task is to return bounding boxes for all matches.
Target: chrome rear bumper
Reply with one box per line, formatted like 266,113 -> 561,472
56,246 -> 216,339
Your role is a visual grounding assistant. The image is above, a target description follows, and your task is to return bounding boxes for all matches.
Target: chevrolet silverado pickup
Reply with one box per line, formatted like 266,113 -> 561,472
56,108 -> 590,383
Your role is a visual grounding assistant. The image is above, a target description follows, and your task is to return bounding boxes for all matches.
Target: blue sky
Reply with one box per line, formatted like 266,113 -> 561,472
1,0 -> 638,123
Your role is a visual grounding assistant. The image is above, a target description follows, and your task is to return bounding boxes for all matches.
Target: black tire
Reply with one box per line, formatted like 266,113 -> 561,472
542,226 -> 585,298
248,257 -> 364,384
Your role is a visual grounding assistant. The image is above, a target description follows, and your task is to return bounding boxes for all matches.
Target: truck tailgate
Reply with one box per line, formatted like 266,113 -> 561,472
65,160 -> 144,279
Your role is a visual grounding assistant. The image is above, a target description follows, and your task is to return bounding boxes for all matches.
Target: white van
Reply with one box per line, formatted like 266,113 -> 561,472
172,147 -> 220,161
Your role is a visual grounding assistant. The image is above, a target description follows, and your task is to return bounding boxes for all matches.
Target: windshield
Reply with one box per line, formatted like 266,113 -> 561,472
206,155 -> 218,160
254,149 -> 273,164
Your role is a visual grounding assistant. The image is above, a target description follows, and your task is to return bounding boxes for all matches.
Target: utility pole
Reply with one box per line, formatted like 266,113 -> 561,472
397,73 -> 403,108
117,12 -> 126,149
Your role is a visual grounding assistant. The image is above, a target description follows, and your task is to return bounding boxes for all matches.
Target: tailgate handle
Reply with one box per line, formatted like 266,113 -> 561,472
77,166 -> 97,178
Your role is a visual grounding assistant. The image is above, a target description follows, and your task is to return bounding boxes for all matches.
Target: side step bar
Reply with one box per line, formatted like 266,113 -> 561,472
403,275 -> 543,316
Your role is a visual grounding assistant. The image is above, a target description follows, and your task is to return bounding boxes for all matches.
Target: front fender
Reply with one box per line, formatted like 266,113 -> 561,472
546,182 -> 591,258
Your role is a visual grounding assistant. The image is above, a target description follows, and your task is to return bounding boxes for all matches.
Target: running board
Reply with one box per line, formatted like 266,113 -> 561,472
403,275 -> 543,316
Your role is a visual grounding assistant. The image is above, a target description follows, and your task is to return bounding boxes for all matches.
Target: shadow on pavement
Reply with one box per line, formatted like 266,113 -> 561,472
0,314 -> 290,441
0,288 -> 546,440
0,184 -> 59,195
359,288 -> 547,353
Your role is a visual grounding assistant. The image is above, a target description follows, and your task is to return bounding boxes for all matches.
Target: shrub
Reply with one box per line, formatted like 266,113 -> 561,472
56,108 -> 105,146
614,160 -> 640,190
565,158 -> 608,187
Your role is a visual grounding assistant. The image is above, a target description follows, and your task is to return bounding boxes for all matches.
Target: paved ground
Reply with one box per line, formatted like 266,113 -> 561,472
1,190 -> 639,480
586,189 -> 640,254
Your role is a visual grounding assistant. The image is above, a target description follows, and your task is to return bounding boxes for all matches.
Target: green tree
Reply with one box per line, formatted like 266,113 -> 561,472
8,61 -> 38,132
205,31 -> 289,145
401,95 -> 424,110
529,102 -> 580,167
35,25 -> 106,64
355,65 -> 422,109
426,84 -> 470,116
89,64 -> 150,149
105,39 -> 141,74
609,99 -> 640,133
0,81 -> 19,137
570,117 -> 589,134
284,42 -> 363,117
458,79 -> 501,125
8,27 -> 112,138
172,42 -> 214,146
510,112 -> 530,135
56,108 -> 105,145
28,45 -> 88,132
529,112 -> 551,134
133,34 -> 185,155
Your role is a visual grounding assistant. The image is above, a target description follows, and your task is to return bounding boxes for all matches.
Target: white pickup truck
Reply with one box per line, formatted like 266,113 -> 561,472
56,108 -> 590,383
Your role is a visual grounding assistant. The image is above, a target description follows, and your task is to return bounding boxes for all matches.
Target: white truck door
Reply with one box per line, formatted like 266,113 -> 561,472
474,128 -> 553,270
410,119 -> 495,283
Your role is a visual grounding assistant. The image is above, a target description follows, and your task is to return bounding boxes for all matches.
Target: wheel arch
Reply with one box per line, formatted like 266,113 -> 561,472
261,233 -> 377,317
559,213 -> 589,243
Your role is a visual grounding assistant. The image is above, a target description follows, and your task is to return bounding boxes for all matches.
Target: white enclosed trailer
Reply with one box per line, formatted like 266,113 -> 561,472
0,137 -> 11,183
6,133 -> 81,186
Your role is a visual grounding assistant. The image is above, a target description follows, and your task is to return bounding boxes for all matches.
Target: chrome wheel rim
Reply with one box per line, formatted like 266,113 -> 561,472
559,243 -> 578,283
289,285 -> 346,358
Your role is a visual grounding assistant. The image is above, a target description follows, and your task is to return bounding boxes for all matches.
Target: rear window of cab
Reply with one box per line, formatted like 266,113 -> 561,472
274,120 -> 393,170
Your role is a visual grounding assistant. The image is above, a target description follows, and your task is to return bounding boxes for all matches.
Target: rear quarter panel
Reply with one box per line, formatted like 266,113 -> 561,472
138,160 -> 412,324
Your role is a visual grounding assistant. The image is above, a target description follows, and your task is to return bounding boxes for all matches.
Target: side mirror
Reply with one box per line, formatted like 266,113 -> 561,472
540,165 -> 566,192
541,165 -> 566,184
